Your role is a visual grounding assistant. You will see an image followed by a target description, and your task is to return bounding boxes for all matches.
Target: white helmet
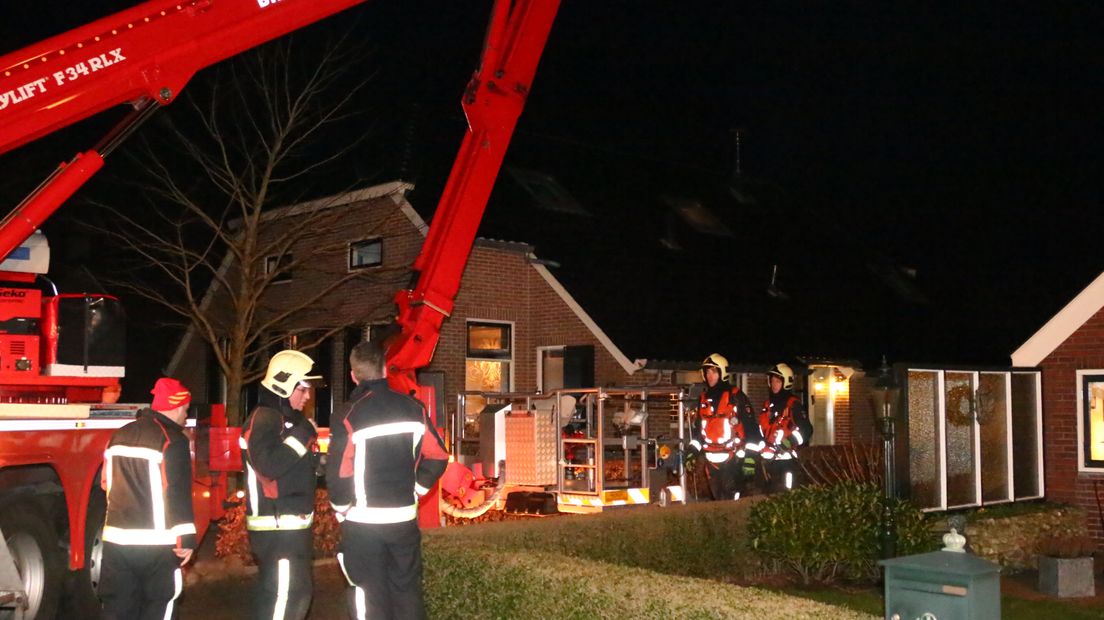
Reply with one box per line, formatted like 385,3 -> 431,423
767,363 -> 795,391
261,350 -> 321,398
700,353 -> 729,382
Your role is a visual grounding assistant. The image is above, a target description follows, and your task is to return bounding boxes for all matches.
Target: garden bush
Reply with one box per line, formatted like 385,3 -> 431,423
747,481 -> 935,584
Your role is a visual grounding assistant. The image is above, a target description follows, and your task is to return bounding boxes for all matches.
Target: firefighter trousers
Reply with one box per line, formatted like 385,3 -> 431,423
765,458 -> 801,494
337,520 -> 425,620
248,528 -> 313,620
705,456 -> 746,501
100,542 -> 183,620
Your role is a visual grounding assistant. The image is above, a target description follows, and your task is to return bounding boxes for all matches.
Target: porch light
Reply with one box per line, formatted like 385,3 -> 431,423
870,355 -> 900,559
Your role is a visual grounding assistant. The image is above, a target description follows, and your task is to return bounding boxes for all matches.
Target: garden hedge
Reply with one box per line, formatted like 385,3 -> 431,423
746,482 -> 936,584
427,499 -> 766,581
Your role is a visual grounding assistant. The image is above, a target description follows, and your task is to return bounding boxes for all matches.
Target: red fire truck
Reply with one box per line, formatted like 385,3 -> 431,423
0,1 -> 558,618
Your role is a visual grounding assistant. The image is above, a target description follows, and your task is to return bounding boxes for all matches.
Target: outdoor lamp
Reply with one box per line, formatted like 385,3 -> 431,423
870,355 -> 900,559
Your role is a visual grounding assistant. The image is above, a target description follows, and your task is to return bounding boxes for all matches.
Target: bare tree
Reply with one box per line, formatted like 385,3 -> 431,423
85,36 -> 413,425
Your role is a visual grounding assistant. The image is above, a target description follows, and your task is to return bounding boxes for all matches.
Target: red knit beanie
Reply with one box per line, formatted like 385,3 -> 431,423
151,378 -> 191,412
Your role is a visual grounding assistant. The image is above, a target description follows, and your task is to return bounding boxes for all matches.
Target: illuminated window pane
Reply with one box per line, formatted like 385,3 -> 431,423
467,322 -> 511,359
1083,376 -> 1104,468
465,321 -> 513,427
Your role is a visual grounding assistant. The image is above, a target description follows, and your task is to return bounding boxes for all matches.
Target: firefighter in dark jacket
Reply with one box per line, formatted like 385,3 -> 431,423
327,340 -> 448,620
759,363 -> 814,493
99,377 -> 195,620
240,350 -> 321,620
688,353 -> 761,501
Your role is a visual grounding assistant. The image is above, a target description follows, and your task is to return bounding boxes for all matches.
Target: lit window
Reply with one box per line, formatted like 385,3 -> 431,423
349,239 -> 382,269
465,322 -> 512,426
265,253 -> 292,283
467,322 -> 511,359
1079,372 -> 1104,470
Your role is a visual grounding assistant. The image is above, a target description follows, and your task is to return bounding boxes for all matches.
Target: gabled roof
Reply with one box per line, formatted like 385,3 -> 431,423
168,181 -> 640,377
1012,271 -> 1104,367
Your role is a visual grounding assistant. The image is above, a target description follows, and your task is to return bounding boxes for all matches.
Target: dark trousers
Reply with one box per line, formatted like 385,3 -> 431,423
765,458 -> 801,494
338,520 -> 424,620
704,455 -> 745,501
248,529 -> 313,620
100,542 -> 182,620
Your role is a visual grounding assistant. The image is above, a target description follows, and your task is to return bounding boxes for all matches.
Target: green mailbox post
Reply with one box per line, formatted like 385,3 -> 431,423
879,530 -> 1001,620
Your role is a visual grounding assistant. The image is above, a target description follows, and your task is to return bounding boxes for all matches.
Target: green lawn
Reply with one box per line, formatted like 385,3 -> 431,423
774,585 -> 1104,620
428,501 -> 1104,620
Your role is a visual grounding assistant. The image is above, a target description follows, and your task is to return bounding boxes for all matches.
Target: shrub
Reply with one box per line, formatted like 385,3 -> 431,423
747,482 -> 935,584
426,500 -> 763,581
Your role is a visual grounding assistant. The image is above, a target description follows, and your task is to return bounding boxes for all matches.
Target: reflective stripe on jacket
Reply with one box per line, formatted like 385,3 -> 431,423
759,393 -> 811,460
697,386 -> 750,454
103,409 -> 196,548
326,379 -> 448,525
240,403 -> 318,530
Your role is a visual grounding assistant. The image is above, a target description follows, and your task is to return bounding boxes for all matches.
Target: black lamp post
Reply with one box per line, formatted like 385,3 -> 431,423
869,355 -> 899,559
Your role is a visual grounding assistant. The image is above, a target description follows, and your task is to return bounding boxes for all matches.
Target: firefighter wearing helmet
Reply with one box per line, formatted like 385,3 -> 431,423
240,350 -> 323,620
688,353 -> 762,501
758,362 -> 814,493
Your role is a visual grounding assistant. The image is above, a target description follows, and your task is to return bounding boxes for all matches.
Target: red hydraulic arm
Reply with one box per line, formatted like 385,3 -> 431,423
387,0 -> 560,395
0,0 -> 368,261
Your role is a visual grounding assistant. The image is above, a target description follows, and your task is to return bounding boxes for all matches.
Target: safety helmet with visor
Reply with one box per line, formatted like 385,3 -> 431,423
700,353 -> 729,383
767,362 -> 795,391
262,349 -> 322,398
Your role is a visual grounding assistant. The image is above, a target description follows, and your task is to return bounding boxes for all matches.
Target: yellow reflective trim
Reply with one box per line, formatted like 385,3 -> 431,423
245,513 -> 314,531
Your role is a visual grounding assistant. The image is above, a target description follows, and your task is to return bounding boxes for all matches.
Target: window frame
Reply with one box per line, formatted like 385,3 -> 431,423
904,366 -> 1043,513
348,238 -> 383,271
464,320 -> 514,393
466,321 -> 513,361
264,253 -> 293,284
1076,369 -> 1104,472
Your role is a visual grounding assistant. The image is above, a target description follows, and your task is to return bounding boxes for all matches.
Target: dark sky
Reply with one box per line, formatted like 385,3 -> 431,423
2,1 -> 1103,380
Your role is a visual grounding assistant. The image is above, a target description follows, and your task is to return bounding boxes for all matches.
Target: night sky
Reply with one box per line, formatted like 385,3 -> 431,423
2,1 -> 1103,385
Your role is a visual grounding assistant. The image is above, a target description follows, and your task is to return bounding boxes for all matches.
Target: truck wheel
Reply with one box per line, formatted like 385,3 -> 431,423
85,486 -> 106,595
0,504 -> 64,620
60,485 -> 106,618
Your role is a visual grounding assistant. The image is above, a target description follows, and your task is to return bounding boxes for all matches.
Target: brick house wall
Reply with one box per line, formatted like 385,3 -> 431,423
1037,306 -> 1104,542
170,181 -> 639,424
169,183 -> 424,416
424,242 -> 638,421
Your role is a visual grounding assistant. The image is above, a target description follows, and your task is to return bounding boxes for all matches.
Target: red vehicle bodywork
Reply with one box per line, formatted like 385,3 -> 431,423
0,0 -> 560,585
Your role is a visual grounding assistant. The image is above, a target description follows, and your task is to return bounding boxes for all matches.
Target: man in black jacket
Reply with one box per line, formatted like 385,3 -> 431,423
241,349 -> 321,620
99,377 -> 195,620
327,341 -> 448,620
